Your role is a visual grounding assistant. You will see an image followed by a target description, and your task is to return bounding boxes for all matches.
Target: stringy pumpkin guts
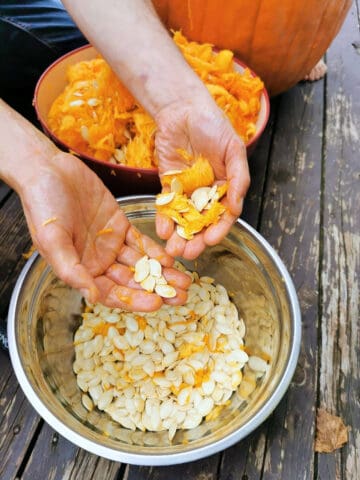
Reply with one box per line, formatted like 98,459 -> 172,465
48,33 -> 263,169
156,154 -> 228,239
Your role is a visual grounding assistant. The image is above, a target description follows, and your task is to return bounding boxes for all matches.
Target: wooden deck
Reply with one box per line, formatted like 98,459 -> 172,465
0,5 -> 359,479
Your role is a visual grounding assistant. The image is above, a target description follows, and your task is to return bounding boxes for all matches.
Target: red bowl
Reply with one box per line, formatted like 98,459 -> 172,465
34,44 -> 270,197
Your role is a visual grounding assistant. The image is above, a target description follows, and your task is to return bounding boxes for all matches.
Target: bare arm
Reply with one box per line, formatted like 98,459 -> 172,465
62,0 -> 250,259
62,0 -> 208,117
0,99 -> 191,310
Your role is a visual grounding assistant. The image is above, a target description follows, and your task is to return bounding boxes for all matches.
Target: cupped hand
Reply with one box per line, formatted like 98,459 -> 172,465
20,151 -> 191,311
154,95 -> 250,260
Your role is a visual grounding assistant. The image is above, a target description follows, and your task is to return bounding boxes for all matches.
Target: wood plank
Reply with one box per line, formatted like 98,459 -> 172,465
242,97 -> 279,229
218,74 -> 325,477
259,80 -> 324,480
0,193 -> 42,479
0,368 -> 41,480
124,454 -> 220,480
21,423 -> 120,480
317,3 -> 360,479
0,192 -> 32,321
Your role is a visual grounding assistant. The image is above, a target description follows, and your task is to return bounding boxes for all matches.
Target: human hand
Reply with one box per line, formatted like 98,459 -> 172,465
19,152 -> 191,311
155,96 -> 250,260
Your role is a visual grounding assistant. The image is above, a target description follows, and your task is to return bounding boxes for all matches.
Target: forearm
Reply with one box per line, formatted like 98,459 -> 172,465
0,99 -> 57,194
62,0 -> 209,118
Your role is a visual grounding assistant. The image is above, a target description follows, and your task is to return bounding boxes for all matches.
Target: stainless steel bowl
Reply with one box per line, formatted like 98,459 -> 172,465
8,196 -> 301,465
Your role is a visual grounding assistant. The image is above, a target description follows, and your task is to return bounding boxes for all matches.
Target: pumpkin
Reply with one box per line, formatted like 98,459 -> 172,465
152,0 -> 352,96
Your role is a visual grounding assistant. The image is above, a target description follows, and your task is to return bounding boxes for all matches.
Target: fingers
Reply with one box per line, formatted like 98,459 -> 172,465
165,231 -> 187,257
164,207 -> 236,260
225,137 -> 250,217
106,262 -> 191,306
36,225 -> 99,303
97,267 -> 189,310
106,263 -> 141,289
125,225 -> 174,267
94,276 -> 163,312
182,233 -> 207,260
162,267 -> 192,290
203,209 -> 236,245
156,211 -> 174,240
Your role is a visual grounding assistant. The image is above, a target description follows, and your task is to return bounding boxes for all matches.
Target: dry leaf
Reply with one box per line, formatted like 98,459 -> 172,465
315,408 -> 348,453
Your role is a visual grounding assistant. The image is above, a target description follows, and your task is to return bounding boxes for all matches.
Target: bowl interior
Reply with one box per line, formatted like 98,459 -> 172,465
9,198 -> 299,464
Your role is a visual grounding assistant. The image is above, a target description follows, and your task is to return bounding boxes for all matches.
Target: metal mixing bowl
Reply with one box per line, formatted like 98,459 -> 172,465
8,196 -> 301,465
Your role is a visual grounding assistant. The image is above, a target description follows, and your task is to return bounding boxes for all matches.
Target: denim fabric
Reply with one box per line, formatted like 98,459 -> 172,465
0,0 -> 87,122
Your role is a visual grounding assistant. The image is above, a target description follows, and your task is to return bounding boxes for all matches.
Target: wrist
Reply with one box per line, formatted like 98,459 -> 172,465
0,100 -> 58,193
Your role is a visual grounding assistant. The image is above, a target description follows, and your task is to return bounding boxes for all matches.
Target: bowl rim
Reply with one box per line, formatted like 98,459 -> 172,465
33,43 -> 270,172
7,195 -> 300,466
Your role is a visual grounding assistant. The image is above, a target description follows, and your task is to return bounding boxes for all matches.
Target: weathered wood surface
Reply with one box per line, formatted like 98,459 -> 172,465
317,3 -> 360,480
0,7 -> 359,479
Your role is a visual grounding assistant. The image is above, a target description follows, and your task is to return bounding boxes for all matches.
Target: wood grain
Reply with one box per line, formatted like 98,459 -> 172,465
21,423 -> 120,480
317,3 -> 360,479
219,76 -> 324,479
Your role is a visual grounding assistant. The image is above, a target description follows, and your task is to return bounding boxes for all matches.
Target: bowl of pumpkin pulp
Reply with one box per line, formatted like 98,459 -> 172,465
34,31 -> 270,197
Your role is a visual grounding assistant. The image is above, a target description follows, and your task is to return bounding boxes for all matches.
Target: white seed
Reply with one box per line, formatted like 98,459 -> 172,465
168,423 -> 177,441
149,258 -> 162,277
140,339 -> 156,354
69,99 -> 84,107
113,335 -> 128,350
160,400 -> 174,419
125,315 -> 139,332
178,387 -> 192,406
155,275 -> 167,285
183,412 -> 203,429
88,384 -> 103,402
97,390 -> 114,410
142,359 -> 155,377
162,169 -> 183,176
208,185 -> 218,200
248,355 -> 269,373
155,192 -> 175,206
217,323 -> 234,335
194,300 -> 213,317
139,275 -> 155,293
197,397 -> 214,417
114,148 -> 125,163
227,350 -> 249,364
200,276 -> 215,285
119,416 -> 136,431
134,255 -> 150,283
79,125 -> 89,142
74,261 -> 260,437
202,379 -> 215,396
81,393 -> 94,412
176,225 -> 193,240
170,177 -> 183,194
87,97 -> 99,106
74,327 -> 94,343
191,187 -> 212,212
155,284 -> 177,298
